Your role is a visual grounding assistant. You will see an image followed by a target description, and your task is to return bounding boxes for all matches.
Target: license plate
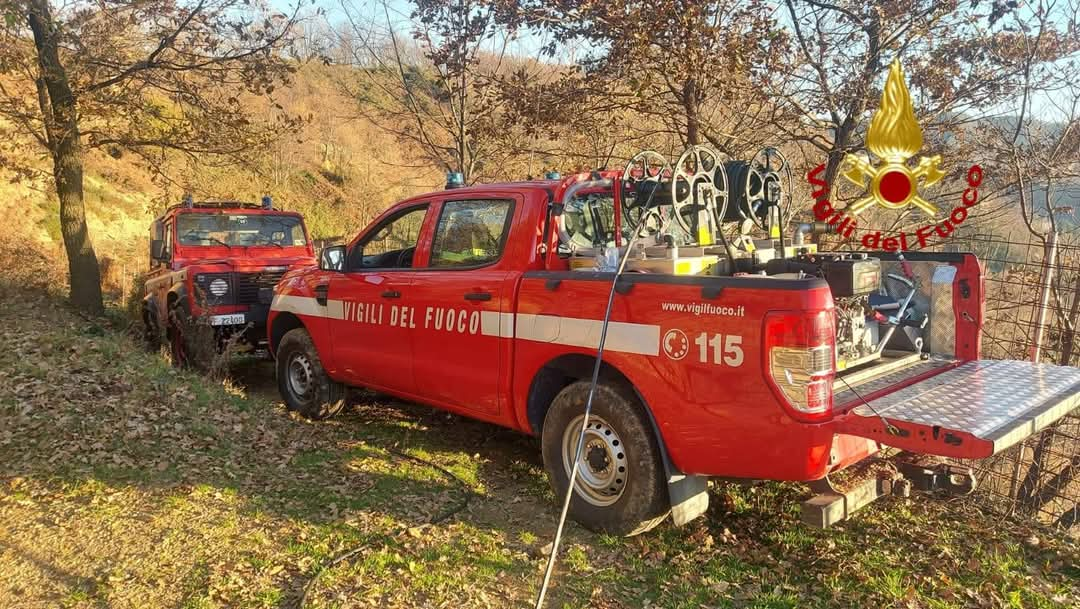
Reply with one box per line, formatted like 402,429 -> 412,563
210,314 -> 246,326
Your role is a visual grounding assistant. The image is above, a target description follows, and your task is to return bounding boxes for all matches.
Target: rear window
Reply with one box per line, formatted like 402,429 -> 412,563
429,200 -> 513,268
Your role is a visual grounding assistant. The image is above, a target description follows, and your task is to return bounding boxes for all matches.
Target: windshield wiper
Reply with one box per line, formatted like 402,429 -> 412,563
251,235 -> 284,248
181,229 -> 232,249
207,236 -> 233,249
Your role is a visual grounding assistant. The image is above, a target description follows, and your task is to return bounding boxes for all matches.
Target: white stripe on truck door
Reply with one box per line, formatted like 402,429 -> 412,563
273,297 -> 662,356
514,313 -> 661,356
271,294 -> 340,318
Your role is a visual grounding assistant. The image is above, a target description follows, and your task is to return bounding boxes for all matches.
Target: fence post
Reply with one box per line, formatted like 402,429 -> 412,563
1031,231 -> 1059,363
1008,443 -> 1027,505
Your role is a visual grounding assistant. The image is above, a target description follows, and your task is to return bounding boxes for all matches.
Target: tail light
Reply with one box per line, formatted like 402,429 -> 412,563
763,310 -> 836,422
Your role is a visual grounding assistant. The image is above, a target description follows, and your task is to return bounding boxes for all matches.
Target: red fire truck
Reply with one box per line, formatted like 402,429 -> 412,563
143,196 -> 315,366
266,149 -> 1080,535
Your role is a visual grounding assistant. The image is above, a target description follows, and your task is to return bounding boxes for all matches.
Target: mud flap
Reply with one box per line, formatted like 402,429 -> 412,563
667,474 -> 709,526
836,360 -> 1080,459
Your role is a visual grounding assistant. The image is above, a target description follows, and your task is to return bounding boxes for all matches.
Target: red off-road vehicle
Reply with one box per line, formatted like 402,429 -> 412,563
143,196 -> 315,365
266,149 -> 1080,535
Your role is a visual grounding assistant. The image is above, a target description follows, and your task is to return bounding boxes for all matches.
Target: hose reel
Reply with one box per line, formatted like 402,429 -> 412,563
722,147 -> 791,232
620,150 -> 671,238
558,145 -> 788,254
671,145 -> 728,243
619,145 -> 730,245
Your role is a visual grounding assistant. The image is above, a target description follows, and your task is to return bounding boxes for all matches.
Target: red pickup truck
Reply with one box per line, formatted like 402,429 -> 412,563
266,170 -> 1080,536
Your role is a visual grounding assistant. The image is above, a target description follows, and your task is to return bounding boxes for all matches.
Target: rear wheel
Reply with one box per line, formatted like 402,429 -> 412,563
276,328 -> 346,420
541,380 -> 670,536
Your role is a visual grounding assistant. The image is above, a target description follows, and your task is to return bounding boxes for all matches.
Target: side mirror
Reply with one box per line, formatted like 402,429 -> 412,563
150,239 -> 165,261
320,245 -> 346,271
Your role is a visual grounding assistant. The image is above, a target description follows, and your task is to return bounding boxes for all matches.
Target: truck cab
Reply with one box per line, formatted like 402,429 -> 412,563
143,196 -> 315,366
266,161 -> 1080,536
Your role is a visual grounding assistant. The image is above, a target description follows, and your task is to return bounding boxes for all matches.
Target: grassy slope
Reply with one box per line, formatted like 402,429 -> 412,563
0,149 -> 158,301
0,293 -> 1076,609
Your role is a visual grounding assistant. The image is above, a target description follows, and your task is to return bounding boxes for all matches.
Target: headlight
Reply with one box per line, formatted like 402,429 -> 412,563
209,278 -> 229,297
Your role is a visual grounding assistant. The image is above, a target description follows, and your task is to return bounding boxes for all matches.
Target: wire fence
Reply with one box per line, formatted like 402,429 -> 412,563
934,229 -> 1079,531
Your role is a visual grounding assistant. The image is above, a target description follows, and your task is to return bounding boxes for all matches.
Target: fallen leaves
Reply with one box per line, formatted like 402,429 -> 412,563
0,294 -> 1077,609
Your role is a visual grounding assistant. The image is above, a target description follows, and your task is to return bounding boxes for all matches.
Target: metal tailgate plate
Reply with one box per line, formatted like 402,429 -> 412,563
837,360 -> 1080,459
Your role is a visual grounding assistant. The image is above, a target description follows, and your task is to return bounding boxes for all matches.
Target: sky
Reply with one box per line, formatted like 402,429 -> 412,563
283,0 -> 578,62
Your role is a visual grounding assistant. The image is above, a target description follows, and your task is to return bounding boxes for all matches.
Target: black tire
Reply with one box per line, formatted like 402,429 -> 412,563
541,380 -> 670,536
276,328 -> 346,420
142,307 -> 162,352
167,303 -> 191,368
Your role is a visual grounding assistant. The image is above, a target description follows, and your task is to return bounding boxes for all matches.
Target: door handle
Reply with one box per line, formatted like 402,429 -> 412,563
464,291 -> 492,301
381,290 -> 401,299
314,284 -> 329,306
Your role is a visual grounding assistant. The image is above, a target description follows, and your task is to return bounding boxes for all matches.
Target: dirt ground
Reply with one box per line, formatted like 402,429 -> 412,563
0,292 -> 1077,609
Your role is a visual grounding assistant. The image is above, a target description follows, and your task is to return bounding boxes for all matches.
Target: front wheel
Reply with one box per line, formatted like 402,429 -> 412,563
541,381 -> 670,536
276,328 -> 346,420
167,304 -> 191,368
142,307 -> 162,352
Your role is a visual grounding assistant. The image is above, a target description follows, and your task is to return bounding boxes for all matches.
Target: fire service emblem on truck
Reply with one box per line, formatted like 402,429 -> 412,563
805,59 -> 984,251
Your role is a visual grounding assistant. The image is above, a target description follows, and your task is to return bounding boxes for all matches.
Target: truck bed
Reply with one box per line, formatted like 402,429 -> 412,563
834,352 -> 954,408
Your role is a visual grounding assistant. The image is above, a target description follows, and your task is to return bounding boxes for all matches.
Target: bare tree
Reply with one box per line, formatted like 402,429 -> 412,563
504,0 -> 790,156
337,0 -> 517,184
777,0 -> 1078,196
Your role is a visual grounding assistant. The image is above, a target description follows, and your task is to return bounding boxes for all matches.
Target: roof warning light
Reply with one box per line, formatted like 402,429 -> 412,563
445,172 -> 465,189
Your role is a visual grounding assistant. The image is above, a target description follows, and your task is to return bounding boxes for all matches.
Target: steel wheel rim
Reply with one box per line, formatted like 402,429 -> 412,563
561,414 -> 628,507
287,352 -> 315,399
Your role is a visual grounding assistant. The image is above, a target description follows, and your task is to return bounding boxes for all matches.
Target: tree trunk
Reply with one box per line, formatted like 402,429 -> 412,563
1057,275 -> 1080,366
826,109 -> 861,199
684,79 -> 700,146
27,0 -> 103,314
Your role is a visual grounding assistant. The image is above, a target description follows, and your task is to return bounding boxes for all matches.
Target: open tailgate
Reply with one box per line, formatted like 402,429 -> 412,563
835,360 -> 1080,459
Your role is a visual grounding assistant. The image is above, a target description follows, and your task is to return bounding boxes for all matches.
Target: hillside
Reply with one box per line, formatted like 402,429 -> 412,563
0,62 -> 446,301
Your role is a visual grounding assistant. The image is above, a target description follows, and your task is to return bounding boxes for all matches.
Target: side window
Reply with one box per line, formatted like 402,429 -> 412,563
430,200 -> 513,268
348,205 -> 428,270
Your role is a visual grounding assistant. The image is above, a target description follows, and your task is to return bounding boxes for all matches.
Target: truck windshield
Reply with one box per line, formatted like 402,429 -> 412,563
176,213 -> 308,247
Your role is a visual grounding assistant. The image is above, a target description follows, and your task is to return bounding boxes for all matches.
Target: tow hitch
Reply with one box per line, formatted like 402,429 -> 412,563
801,455 -> 977,528
894,455 -> 977,495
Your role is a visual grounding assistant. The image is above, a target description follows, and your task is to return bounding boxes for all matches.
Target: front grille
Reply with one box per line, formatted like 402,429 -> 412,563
236,269 -> 287,305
